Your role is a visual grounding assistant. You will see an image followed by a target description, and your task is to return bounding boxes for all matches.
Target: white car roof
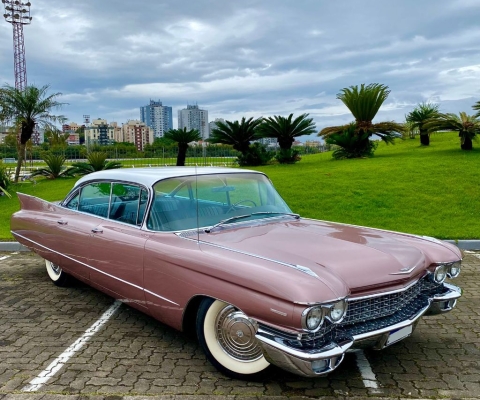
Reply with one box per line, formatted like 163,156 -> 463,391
74,166 -> 261,189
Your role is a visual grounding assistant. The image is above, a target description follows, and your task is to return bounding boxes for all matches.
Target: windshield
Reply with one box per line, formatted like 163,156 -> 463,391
146,172 -> 293,232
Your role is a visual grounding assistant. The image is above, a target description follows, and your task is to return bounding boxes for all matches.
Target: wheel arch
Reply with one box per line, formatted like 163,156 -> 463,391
182,295 -> 209,336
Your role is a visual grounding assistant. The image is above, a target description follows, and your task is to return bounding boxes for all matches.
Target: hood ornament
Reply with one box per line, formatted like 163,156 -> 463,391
390,265 -> 416,275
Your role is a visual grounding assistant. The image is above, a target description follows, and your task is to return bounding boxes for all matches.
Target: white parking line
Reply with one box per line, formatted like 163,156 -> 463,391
354,350 -> 382,393
22,300 -> 122,392
0,255 -> 11,261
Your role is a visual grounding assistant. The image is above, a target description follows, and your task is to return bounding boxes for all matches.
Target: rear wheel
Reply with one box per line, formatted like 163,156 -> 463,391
196,298 -> 269,378
45,259 -> 70,287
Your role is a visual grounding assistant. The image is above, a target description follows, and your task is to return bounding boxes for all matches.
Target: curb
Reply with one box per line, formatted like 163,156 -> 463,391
445,240 -> 480,251
1,240 -> 480,252
0,242 -> 30,252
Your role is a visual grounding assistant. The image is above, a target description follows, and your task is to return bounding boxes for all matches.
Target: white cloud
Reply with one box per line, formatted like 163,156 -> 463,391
1,0 -> 480,136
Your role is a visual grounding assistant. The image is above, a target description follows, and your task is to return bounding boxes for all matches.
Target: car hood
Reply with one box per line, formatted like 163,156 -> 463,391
199,217 -> 461,297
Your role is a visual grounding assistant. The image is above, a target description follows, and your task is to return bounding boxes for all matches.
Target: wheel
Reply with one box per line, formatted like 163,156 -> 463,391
196,298 -> 270,379
228,199 -> 257,212
45,259 -> 70,287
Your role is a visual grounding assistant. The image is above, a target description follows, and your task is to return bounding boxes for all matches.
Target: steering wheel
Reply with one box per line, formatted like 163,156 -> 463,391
228,199 -> 257,212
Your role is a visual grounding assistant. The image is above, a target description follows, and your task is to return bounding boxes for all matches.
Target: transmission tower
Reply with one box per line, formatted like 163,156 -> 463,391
2,0 -> 32,91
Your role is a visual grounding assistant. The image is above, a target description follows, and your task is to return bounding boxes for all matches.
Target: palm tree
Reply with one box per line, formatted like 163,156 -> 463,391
30,153 -> 74,179
257,113 -> 316,163
0,84 -> 66,182
424,112 -> 480,150
472,101 -> 480,118
70,151 -> 122,175
164,127 -> 202,166
405,102 -> 439,146
318,83 -> 404,158
45,128 -> 70,149
208,117 -> 264,157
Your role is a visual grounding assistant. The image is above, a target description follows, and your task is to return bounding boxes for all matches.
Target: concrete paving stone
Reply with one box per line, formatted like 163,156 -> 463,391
0,251 -> 479,398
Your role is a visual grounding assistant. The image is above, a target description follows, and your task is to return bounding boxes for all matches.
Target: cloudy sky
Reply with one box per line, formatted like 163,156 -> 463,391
1,0 -> 480,140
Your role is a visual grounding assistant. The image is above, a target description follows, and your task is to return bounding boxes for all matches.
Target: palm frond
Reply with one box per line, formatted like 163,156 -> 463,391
208,117 -> 263,154
30,153 -> 74,179
337,83 -> 390,122
164,128 -> 202,144
257,113 -> 316,149
318,124 -> 351,138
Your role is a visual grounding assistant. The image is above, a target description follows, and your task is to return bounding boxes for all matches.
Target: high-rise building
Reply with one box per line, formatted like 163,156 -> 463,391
178,104 -> 209,140
122,120 -> 154,151
140,100 -> 173,139
208,118 -> 225,136
84,119 -> 115,147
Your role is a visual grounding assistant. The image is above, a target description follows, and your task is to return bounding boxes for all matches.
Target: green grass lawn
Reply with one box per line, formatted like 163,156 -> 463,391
1,132 -> 479,240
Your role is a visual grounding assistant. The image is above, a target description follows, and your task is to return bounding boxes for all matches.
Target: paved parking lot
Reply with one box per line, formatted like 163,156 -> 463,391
0,250 -> 479,400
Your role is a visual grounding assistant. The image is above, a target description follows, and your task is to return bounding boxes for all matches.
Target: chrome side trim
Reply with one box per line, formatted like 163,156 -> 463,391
270,308 -> 287,316
180,237 -> 320,279
144,289 -> 180,306
12,232 -> 178,306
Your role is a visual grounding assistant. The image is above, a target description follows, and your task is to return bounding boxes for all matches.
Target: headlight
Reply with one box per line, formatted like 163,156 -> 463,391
328,299 -> 347,323
448,261 -> 461,278
303,306 -> 324,331
433,264 -> 448,283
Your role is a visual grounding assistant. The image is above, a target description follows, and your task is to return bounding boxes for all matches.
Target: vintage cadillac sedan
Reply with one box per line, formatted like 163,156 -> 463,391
11,167 -> 462,378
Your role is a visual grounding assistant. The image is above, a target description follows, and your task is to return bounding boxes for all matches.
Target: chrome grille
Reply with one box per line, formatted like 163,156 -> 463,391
342,277 -> 439,325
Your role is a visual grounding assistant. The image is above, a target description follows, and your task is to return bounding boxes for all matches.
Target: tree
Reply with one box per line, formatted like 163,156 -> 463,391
257,113 -> 316,163
30,153 -> 74,179
208,117 -> 264,157
318,83 -> 404,158
0,84 -> 66,182
70,151 -> 122,175
164,127 -> 202,166
424,112 -> 480,150
405,102 -> 439,146
45,128 -> 70,150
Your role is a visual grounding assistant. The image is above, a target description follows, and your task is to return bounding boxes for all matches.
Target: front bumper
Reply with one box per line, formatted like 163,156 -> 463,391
255,282 -> 461,377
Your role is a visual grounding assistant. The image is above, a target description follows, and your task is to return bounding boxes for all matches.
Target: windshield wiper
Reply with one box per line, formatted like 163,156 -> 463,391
204,212 -> 299,233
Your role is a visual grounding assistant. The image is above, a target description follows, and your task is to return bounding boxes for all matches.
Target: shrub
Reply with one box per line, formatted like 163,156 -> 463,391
275,148 -> 302,164
70,151 -> 122,175
326,124 -> 378,159
30,153 -> 75,179
237,143 -> 274,166
0,164 -> 12,198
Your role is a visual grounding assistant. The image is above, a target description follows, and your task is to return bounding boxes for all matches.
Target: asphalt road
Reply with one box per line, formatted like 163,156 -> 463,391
0,251 -> 478,400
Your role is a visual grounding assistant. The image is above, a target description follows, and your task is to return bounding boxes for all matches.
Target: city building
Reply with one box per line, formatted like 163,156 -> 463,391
122,120 -> 154,151
84,119 -> 115,147
257,137 -> 277,147
140,100 -> 173,139
62,122 -> 83,146
178,104 -> 209,140
62,122 -> 82,133
208,118 -> 225,136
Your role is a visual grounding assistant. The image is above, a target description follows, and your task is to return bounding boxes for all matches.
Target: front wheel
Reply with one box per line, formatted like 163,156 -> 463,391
196,298 -> 270,379
45,259 -> 70,287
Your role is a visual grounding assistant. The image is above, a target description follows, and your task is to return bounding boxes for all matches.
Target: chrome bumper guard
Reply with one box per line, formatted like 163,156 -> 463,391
255,283 -> 461,377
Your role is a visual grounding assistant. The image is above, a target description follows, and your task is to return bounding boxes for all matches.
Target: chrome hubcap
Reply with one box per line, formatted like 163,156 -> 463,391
215,305 -> 263,362
50,262 -> 61,275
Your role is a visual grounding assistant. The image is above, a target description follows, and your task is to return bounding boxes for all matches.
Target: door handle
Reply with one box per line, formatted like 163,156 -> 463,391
91,227 -> 103,233
57,220 -> 68,225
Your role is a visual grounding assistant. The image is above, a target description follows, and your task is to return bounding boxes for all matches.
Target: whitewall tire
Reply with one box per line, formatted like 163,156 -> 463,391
45,259 -> 70,287
196,298 -> 270,378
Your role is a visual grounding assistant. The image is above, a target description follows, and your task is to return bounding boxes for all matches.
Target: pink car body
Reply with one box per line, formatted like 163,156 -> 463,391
10,167 -> 462,378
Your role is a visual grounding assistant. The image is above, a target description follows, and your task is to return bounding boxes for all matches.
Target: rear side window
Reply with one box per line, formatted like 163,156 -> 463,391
109,183 -> 145,226
78,182 -> 111,218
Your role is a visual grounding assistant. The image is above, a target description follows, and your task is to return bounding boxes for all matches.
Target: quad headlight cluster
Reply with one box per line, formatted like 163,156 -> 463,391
302,299 -> 348,332
432,260 -> 462,283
